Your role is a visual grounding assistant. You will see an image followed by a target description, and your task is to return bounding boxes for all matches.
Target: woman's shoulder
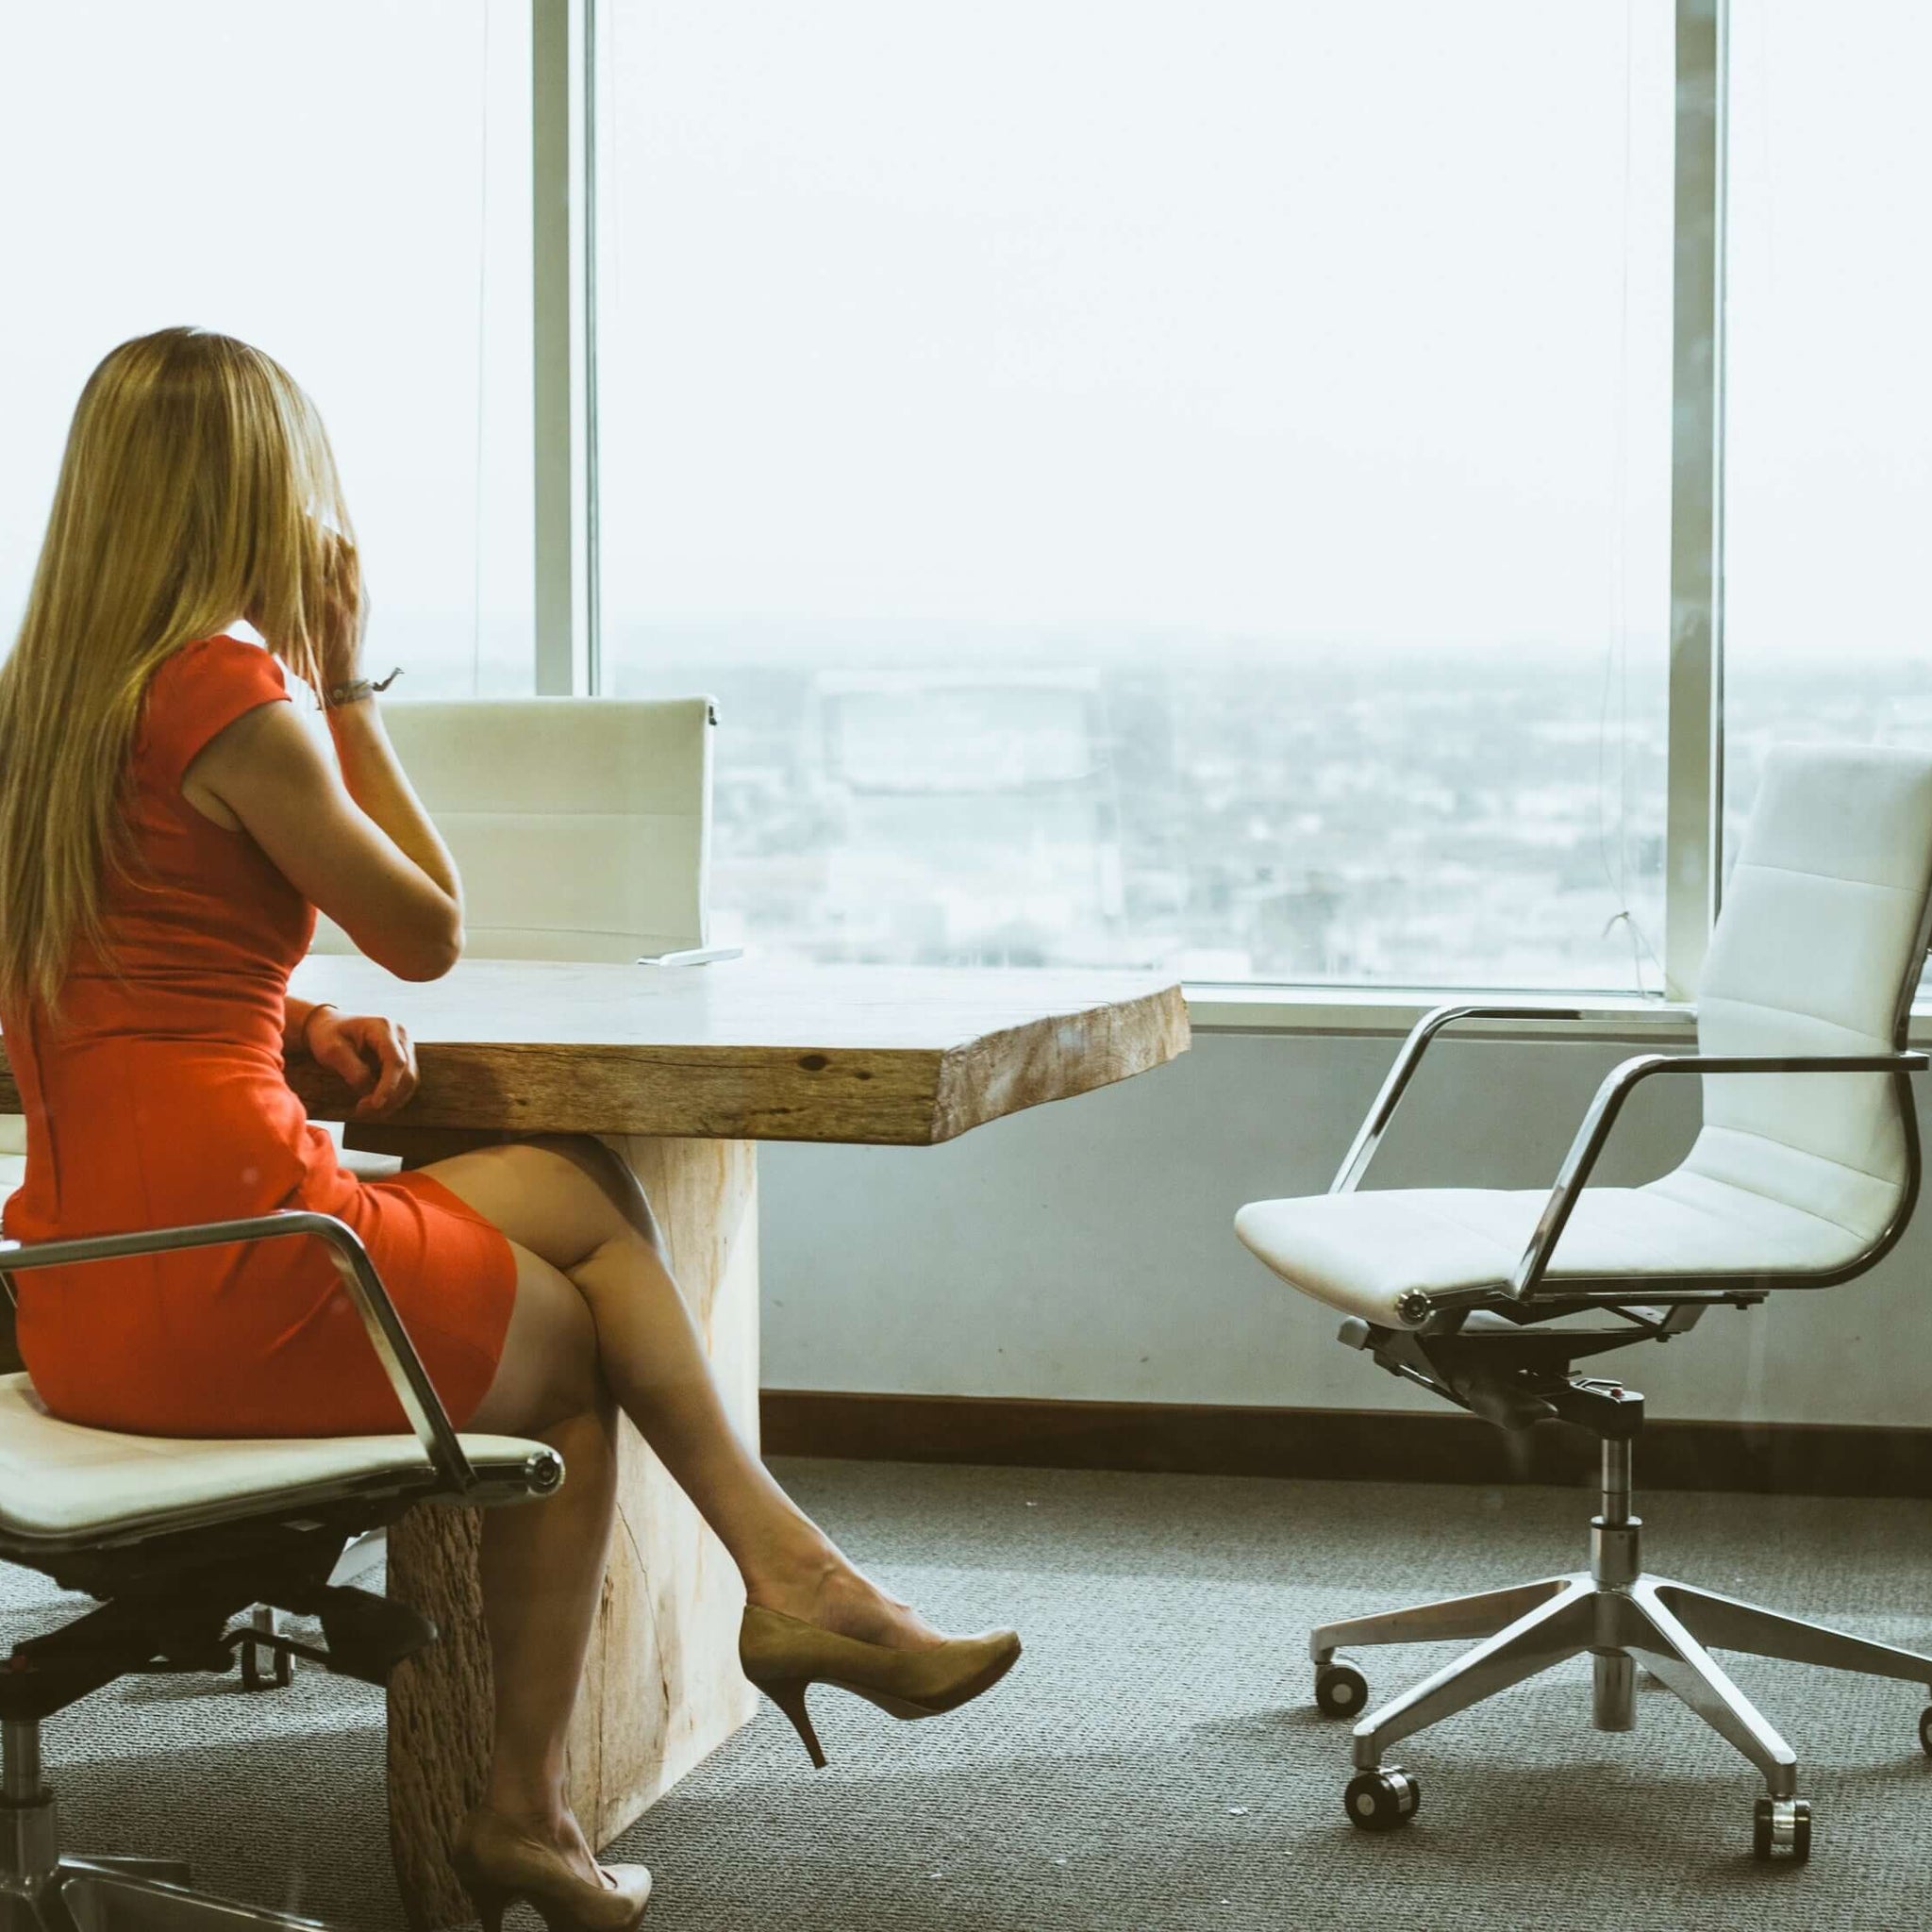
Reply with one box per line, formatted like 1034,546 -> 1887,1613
137,635 -> 292,790
150,633 -> 288,699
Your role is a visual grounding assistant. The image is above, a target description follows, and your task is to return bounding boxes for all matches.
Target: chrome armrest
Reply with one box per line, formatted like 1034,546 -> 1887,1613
1508,1050 -> 1931,1303
0,1210 -> 477,1494
1330,1004 -> 1587,1194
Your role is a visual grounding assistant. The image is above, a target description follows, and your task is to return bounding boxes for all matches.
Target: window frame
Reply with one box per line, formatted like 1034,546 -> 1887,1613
529,0 -> 1734,1004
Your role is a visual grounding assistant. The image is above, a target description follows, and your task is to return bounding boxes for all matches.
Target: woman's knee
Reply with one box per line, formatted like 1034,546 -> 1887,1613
417,1136 -> 658,1275
468,1241 -> 607,1436
518,1135 -> 661,1248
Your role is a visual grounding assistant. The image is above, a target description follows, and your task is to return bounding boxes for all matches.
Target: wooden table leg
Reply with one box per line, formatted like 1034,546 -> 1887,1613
381,1136 -> 761,1932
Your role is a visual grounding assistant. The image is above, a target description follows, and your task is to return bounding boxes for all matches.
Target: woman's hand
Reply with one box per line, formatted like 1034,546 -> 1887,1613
303,1006 -> 418,1118
316,535 -> 368,691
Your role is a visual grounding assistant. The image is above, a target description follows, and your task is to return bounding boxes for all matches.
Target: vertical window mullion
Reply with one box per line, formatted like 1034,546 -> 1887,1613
1663,0 -> 1728,1001
532,0 -> 596,695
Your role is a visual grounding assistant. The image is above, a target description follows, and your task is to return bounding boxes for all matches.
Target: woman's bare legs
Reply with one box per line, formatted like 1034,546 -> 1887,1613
460,1244 -> 618,1858
429,1135 -> 940,1869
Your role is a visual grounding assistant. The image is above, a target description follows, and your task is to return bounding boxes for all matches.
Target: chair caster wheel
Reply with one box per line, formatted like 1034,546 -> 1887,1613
1752,1796 -> 1811,1863
1315,1662 -> 1369,1719
239,1605 -> 293,1691
240,1639 -> 292,1692
1344,1767 -> 1421,1833
1919,1706 -> 1932,1757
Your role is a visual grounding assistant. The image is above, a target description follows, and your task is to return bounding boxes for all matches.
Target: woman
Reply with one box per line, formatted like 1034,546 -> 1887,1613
0,327 -> 1018,1931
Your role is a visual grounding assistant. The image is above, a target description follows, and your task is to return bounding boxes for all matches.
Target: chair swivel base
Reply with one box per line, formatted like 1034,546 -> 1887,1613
0,1857 -> 326,1932
0,1722 -> 327,1932
1310,1448 -> 1932,1863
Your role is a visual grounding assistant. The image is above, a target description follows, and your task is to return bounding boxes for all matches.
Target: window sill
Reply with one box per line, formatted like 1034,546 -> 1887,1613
1183,983 -> 1932,1049
1182,984 -> 1695,1041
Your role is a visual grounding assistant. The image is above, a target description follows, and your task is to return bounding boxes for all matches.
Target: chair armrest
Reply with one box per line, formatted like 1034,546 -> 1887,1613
1330,1004 -> 1587,1194
1507,1050 -> 1930,1302
0,1210 -> 477,1495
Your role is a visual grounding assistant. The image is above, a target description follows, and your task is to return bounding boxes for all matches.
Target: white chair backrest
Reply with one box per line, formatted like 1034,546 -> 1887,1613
1686,744 -> 1932,1243
311,696 -> 717,963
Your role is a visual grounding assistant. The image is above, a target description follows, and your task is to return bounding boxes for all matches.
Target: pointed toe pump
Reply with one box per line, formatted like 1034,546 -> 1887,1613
740,1604 -> 1023,1769
452,1808 -> 652,1932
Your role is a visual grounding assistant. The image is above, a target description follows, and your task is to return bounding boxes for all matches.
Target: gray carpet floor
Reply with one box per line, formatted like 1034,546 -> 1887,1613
6,1458 -> 1931,1930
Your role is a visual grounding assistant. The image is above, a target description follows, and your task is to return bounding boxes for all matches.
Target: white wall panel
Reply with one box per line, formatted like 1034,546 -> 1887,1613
758,1031 -> 1932,1428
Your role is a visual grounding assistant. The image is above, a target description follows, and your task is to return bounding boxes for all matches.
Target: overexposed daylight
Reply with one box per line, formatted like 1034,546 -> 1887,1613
0,4 -> 1929,1929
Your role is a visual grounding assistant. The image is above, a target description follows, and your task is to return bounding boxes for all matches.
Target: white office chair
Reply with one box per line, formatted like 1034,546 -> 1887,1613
0,1212 -> 559,1928
311,694 -> 720,964
1236,745 -> 1932,1863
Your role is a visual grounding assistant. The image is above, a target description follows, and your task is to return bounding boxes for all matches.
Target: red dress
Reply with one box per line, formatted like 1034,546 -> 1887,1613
1,635 -> 517,1437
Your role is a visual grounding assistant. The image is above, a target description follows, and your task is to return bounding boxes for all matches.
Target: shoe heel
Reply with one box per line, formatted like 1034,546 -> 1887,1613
452,1857 -> 512,1932
466,1884 -> 511,1932
758,1678 -> 829,1769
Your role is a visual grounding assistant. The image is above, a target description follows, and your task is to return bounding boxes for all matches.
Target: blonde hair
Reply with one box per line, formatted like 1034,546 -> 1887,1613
0,327 -> 353,1013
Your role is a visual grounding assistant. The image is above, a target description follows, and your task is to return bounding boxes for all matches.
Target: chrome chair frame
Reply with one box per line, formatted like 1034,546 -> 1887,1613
0,1211 -> 562,1930
1307,998 -> 1932,1860
1331,1003 -> 1929,1324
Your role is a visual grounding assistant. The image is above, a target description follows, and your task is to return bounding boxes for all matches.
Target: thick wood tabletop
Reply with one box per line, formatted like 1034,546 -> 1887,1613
300,957 -> 1188,1142
0,958 -> 1187,1145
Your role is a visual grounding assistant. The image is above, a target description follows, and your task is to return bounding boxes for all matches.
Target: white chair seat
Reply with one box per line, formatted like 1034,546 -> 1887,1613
0,1373 -> 546,1542
1235,1172 -> 1877,1327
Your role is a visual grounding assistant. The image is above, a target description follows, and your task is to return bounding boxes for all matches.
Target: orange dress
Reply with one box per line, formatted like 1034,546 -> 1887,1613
1,635 -> 517,1438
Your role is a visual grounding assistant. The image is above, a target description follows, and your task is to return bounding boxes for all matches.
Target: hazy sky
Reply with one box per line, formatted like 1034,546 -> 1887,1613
1724,2 -> 1932,667
2,2 -> 1925,685
0,0 -> 532,679
600,0 -> 1676,656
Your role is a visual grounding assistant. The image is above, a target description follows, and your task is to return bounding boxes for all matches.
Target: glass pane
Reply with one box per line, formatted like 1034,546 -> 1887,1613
1723,3 -> 1932,877
0,1 -> 533,696
598,1 -> 1674,986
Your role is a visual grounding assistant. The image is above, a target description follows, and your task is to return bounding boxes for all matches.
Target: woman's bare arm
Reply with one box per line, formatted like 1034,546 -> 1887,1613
322,701 -> 460,902
283,992 -> 321,1052
186,698 -> 463,981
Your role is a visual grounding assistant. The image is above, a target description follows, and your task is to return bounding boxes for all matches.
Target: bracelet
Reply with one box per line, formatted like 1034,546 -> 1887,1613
323,666 -> 403,709
301,1003 -> 338,1052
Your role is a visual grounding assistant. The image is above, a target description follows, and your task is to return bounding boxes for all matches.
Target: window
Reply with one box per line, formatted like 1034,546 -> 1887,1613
1722,1 -> 1932,864
0,1 -> 533,696
595,2 -> 1675,986
13,6 -> 1909,1000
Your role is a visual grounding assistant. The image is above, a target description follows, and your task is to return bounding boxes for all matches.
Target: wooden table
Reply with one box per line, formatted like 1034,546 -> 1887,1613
266,957 -> 1189,1927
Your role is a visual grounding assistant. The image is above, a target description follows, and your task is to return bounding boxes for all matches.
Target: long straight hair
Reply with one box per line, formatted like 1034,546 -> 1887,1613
0,327 -> 353,1014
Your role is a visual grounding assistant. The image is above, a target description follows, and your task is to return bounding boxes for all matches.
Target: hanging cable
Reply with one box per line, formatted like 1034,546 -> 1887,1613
1595,0 -> 1664,994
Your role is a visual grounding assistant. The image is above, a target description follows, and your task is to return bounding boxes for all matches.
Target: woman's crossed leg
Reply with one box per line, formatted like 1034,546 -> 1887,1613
422,1134 -> 940,1873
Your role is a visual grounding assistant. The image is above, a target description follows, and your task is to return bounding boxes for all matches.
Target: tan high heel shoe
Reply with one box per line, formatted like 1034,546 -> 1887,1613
452,1807 -> 652,1932
740,1603 -> 1022,1769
